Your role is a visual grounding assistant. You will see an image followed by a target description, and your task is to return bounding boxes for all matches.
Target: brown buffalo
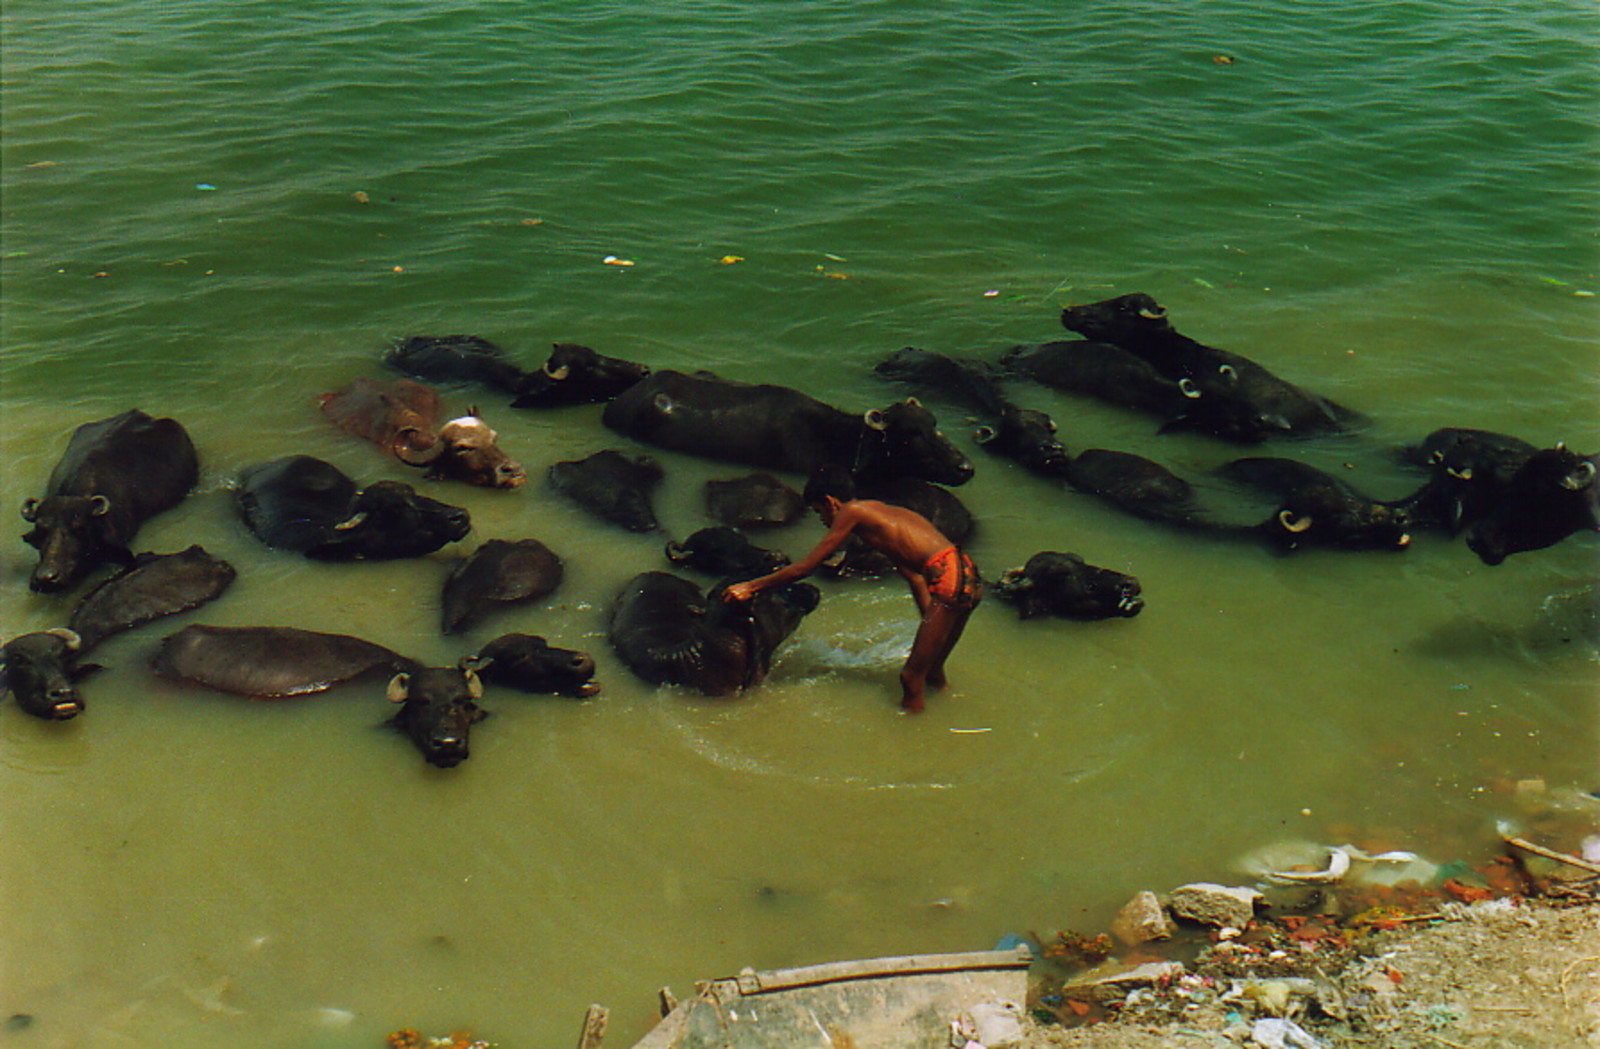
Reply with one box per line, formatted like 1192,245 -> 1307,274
318,377 -> 525,489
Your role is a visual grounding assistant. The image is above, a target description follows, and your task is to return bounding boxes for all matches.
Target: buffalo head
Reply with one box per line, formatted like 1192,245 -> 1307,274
666,527 -> 790,581
993,551 -> 1144,620
308,481 -> 470,561
395,411 -> 526,489
511,343 -> 650,408
974,405 -> 1074,477
1467,445 -> 1599,565
21,494 -> 126,593
386,661 -> 489,768
473,633 -> 600,698
1,628 -> 99,720
856,398 -> 974,487
1060,293 -> 1172,344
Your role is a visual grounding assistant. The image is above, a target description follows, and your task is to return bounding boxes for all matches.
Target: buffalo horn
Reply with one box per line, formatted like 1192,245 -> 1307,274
1218,364 -> 1238,381
20,497 -> 39,522
45,627 -> 83,651
1278,510 -> 1313,533
393,428 -> 444,466
89,495 -> 111,516
463,668 -> 483,699
542,361 -> 570,380
973,425 -> 998,445
332,510 -> 368,531
863,408 -> 888,431
1562,460 -> 1597,490
386,672 -> 411,703
1138,305 -> 1167,320
1178,378 -> 1201,400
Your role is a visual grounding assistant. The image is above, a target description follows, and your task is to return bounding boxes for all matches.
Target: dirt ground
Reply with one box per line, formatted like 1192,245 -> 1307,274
1018,894 -> 1599,1049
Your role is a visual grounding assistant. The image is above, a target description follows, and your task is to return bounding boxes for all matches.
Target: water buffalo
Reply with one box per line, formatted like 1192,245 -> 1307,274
21,409 -> 200,593
608,571 -> 820,695
974,404 -> 1075,479
1,629 -> 100,720
703,472 -> 805,530
510,343 -> 651,408
472,633 -> 600,698
665,526 -> 790,580
1065,448 -> 1202,527
992,552 -> 1144,620
441,539 -> 564,634
69,545 -> 237,651
998,340 -> 1191,419
817,476 -> 976,579
318,377 -> 526,488
602,370 -> 974,486
236,456 -> 470,560
547,449 -> 664,532
1465,444 -> 1599,565
385,334 -> 528,394
152,624 -> 487,768
1059,293 -> 1362,441
874,347 -> 1011,418
1220,457 -> 1411,552
1393,427 -> 1539,534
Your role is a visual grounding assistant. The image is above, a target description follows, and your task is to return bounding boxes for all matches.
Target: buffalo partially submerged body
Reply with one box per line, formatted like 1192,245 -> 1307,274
319,377 -> 526,488
1059,293 -> 1362,442
21,409 -> 199,593
471,633 -> 600,698
69,545 -> 236,651
1393,427 -> 1539,534
608,571 -> 820,695
999,340 -> 1191,420
703,473 -> 805,530
547,450 -> 664,532
152,625 -> 487,768
1465,444 -> 1598,565
666,526 -> 790,580
1066,448 -> 1201,527
1220,457 -> 1411,552
602,370 -> 974,486
974,404 -> 1075,479
511,343 -> 650,408
1,629 -> 100,720
237,456 -> 470,561
992,552 -> 1144,620
386,335 -> 528,395
874,347 -> 1010,418
441,539 -> 565,634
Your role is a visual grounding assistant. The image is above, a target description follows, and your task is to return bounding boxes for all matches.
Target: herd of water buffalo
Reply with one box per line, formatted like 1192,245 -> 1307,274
4,292 -> 1596,766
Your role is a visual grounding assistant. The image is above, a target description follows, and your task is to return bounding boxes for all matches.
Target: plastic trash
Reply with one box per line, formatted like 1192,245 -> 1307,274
1251,1017 -> 1322,1048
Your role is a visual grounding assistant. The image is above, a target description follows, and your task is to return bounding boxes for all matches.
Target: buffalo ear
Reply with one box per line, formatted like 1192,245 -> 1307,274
20,497 -> 40,522
386,673 -> 411,703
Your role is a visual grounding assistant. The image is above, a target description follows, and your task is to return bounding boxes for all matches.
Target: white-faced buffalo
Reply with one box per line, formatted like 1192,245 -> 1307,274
602,370 -> 974,487
666,526 -> 790,581
510,343 -> 651,408
547,450 -> 664,533
152,624 -> 487,768
703,472 -> 805,530
22,409 -> 199,593
1220,457 -> 1411,552
992,552 -> 1144,620
1059,293 -> 1363,442
1,629 -> 100,720
608,571 -> 820,695
974,404 -> 1075,479
1465,444 -> 1598,566
999,340 -> 1192,420
69,545 -> 236,651
874,347 -> 1011,418
441,539 -> 564,634
472,633 -> 600,698
319,377 -> 526,488
237,456 -> 470,561
386,334 -> 528,395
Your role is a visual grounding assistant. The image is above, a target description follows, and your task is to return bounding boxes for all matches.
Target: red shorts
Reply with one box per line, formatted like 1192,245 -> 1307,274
924,546 -> 982,610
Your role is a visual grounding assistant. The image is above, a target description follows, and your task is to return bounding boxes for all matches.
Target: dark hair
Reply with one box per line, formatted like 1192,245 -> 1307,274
803,467 -> 856,507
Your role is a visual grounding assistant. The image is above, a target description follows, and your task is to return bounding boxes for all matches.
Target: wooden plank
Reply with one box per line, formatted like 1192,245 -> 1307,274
735,946 -> 1032,995
576,1003 -> 609,1049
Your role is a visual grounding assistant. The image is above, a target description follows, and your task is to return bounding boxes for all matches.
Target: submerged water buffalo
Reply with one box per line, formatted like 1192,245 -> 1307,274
1,629 -> 100,720
441,539 -> 565,634
602,370 -> 974,486
992,552 -> 1144,620
471,633 -> 600,698
1220,457 -> 1411,552
511,343 -> 651,408
703,472 -> 805,530
1465,444 -> 1599,565
874,347 -> 1011,418
22,409 -> 200,593
152,624 -> 487,768
1066,449 -> 1202,528
998,340 -> 1192,420
665,526 -> 790,580
386,334 -> 528,395
1059,293 -> 1362,441
237,456 -> 470,560
608,571 -> 820,695
547,449 -> 664,532
69,545 -> 237,651
319,377 -> 526,488
974,404 -> 1075,479
1392,427 -> 1539,534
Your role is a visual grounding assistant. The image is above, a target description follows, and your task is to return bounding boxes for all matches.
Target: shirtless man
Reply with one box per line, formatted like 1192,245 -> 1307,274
722,470 -> 982,713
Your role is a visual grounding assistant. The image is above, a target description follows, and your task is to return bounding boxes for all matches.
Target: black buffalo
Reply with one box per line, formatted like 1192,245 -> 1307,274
1465,444 -> 1599,565
974,404 -> 1075,479
1220,457 -> 1411,552
1059,293 -> 1362,441
608,572 -> 820,695
998,340 -> 1192,419
992,552 -> 1144,620
472,633 -> 600,698
1393,427 -> 1539,534
511,343 -> 651,408
874,347 -> 1011,418
152,624 -> 487,768
547,449 -> 664,533
666,526 -> 790,580
1,629 -> 100,720
22,409 -> 200,593
69,545 -> 237,651
704,472 -> 806,530
386,334 -> 528,395
602,370 -> 974,486
441,539 -> 565,634
236,456 -> 470,560
1066,448 -> 1202,528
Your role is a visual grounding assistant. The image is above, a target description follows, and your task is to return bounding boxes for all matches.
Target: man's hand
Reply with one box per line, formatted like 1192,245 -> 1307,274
722,581 -> 755,603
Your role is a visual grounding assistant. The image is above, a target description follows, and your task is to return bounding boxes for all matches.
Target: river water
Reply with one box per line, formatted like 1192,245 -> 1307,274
2,2 -> 1597,1045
